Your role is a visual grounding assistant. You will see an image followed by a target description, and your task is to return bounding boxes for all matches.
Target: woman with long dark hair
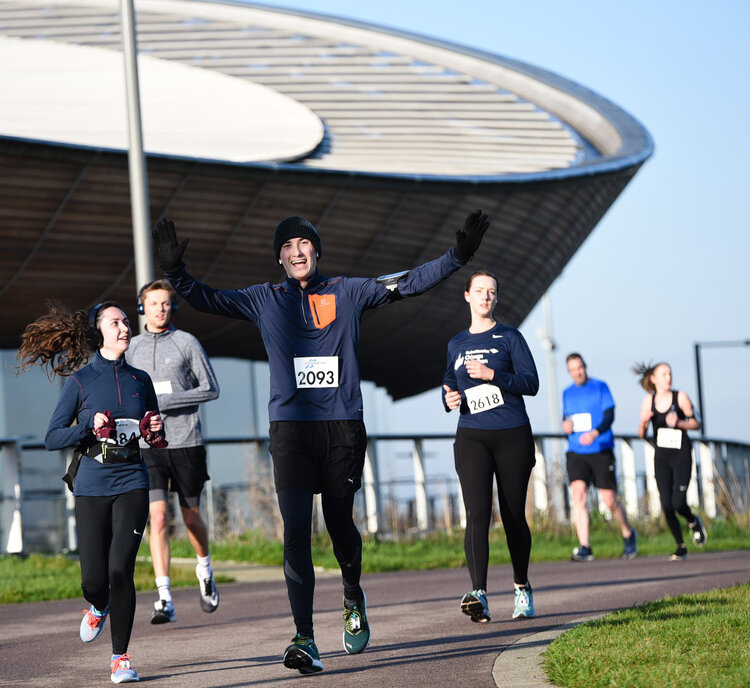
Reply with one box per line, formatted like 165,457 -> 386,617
443,270 -> 539,622
18,301 -> 166,683
634,361 -> 706,560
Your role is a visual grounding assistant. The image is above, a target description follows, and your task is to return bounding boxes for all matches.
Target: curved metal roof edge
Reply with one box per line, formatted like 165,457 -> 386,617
221,0 -> 654,171
0,132 -> 645,191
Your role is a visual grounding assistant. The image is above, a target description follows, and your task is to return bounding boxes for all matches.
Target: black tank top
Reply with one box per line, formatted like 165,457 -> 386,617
651,390 -> 691,456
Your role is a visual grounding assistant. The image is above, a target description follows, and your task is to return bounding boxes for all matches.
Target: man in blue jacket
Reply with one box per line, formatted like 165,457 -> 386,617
152,210 -> 489,675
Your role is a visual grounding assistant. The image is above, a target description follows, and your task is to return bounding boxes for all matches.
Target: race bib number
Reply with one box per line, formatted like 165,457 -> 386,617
103,418 -> 141,447
657,427 -> 682,450
153,380 -> 173,395
294,356 -> 339,388
571,413 -> 592,433
465,384 -> 504,414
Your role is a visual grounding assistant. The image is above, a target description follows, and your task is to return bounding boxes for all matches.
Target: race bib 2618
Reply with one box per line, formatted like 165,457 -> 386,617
465,384 -> 504,414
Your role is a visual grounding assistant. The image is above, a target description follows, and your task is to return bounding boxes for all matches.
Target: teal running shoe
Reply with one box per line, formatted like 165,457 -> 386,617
460,589 -> 491,623
283,633 -> 323,674
110,653 -> 139,683
343,592 -> 371,654
80,605 -> 108,642
512,584 -> 535,619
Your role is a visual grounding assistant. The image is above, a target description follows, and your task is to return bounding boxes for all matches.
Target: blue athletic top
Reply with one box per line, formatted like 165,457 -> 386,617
166,248 -> 463,422
442,321 -> 538,430
45,352 -> 155,496
562,377 -> 615,453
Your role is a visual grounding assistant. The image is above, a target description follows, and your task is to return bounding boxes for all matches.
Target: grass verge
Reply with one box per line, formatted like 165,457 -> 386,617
542,583 -> 750,688
173,513 -> 748,572
0,514 -> 746,604
0,554 -> 214,604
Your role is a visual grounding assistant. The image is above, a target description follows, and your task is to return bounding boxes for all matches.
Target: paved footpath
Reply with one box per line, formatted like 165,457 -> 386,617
1,550 -> 747,687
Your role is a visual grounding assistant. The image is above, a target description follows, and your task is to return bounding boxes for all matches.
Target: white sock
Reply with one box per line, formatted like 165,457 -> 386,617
196,554 -> 212,579
155,576 -> 172,603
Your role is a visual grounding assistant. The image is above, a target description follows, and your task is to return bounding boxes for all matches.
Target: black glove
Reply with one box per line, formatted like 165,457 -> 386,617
152,218 -> 189,272
454,209 -> 489,263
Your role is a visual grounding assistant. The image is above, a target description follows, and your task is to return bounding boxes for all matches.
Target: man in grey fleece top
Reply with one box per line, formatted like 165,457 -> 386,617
126,279 -> 220,624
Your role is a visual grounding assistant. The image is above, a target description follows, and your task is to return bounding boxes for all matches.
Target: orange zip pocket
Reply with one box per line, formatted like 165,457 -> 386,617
308,294 -> 336,329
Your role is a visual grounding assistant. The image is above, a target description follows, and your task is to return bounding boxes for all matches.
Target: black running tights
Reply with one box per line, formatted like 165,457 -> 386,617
454,424 -> 535,589
75,490 -> 148,654
654,453 -> 696,545
277,488 -> 362,637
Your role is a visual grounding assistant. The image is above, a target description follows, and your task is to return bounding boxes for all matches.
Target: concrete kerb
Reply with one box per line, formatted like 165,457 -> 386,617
492,614 -> 607,688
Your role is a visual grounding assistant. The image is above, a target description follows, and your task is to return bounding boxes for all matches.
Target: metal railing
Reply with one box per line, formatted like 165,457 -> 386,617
2,433 -> 749,553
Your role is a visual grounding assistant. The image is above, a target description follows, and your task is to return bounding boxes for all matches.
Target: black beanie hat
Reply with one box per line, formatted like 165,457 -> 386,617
273,216 -> 322,262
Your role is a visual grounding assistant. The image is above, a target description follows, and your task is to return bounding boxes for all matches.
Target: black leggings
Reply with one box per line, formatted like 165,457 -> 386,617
454,424 -> 535,589
654,452 -> 696,545
75,490 -> 148,655
277,488 -> 362,637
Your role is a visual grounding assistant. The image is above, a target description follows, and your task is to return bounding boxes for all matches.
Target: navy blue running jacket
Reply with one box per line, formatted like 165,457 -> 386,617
45,352 -> 156,496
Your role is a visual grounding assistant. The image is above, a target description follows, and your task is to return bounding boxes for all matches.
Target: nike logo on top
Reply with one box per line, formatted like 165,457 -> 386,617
492,334 -> 503,338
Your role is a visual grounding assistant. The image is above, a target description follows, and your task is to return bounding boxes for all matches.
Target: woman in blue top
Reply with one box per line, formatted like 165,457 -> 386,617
18,301 -> 165,684
635,361 -> 705,561
443,270 -> 539,622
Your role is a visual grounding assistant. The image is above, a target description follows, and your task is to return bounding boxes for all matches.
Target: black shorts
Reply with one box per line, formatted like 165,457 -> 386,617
269,420 -> 367,496
566,449 -> 618,491
142,446 -> 209,507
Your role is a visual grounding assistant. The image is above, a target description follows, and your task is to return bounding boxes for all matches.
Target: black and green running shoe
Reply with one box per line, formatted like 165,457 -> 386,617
343,592 -> 371,654
283,633 -> 323,674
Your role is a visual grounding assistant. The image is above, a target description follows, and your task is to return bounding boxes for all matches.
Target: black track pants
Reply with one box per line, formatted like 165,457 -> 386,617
454,424 -> 535,589
277,488 -> 362,637
75,490 -> 148,654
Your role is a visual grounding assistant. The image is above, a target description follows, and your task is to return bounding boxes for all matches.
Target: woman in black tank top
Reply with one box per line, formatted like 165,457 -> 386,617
651,389 -> 692,459
634,361 -> 706,560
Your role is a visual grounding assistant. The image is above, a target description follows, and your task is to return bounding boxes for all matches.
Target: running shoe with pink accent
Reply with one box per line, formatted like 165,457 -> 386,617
110,653 -> 139,683
80,605 -> 108,642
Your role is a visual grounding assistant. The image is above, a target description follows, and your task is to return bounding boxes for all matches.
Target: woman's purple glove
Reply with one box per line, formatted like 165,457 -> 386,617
139,411 -> 168,449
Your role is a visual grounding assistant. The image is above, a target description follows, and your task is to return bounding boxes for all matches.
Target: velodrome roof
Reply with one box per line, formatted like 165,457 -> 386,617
0,0 -> 652,399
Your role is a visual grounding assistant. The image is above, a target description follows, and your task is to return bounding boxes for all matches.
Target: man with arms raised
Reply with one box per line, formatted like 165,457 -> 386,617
151,210 -> 488,674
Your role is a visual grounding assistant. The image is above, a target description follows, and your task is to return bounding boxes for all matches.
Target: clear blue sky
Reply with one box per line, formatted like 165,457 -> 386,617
250,0 -> 750,443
